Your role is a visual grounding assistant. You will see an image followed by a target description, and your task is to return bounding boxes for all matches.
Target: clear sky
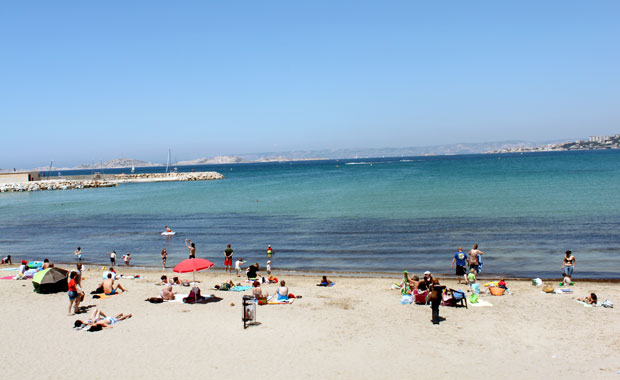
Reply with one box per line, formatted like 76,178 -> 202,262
1,1 -> 619,168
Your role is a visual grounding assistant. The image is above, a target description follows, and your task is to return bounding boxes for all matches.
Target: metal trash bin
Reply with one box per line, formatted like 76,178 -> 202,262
242,295 -> 256,329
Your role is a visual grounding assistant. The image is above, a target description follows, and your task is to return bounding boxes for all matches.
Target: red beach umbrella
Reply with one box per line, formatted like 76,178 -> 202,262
173,258 -> 214,284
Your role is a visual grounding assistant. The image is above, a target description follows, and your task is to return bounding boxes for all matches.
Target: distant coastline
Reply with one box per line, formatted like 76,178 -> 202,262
2,135 -> 619,173
485,134 -> 620,154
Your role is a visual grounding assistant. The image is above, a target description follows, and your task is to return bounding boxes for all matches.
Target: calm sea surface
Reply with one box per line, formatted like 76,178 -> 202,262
2,151 -> 619,278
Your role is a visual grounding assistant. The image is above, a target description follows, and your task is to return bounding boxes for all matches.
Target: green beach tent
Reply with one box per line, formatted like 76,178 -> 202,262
32,267 -> 69,294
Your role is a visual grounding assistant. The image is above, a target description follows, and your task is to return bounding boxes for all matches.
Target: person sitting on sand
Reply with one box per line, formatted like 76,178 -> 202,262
578,293 -> 598,305
276,280 -> 289,300
74,309 -> 132,331
498,277 -> 508,290
103,267 -> 117,280
247,263 -> 260,280
161,285 -> 176,300
160,275 -> 170,285
103,273 -> 127,295
1,255 -> 12,264
252,280 -> 268,300
418,271 -> 433,292
319,276 -> 332,286
42,258 -> 51,269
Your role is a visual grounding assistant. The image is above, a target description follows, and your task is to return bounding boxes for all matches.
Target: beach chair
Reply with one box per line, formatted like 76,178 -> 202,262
450,289 -> 467,308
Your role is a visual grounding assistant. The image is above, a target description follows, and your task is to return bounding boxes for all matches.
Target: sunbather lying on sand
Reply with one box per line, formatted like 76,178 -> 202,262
74,308 -> 132,331
214,280 -> 236,290
577,293 -> 598,305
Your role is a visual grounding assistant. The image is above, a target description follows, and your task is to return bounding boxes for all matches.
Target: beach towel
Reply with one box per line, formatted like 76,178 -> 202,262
92,293 -> 120,299
470,299 -> 493,307
554,288 -> 573,294
317,282 -> 336,287
0,276 -> 15,280
230,286 -> 252,292
575,299 -> 599,308
0,267 -> 18,271
266,298 -> 295,305
164,294 -> 188,303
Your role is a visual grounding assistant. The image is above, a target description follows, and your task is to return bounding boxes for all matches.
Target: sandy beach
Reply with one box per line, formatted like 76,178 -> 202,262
0,265 -> 618,379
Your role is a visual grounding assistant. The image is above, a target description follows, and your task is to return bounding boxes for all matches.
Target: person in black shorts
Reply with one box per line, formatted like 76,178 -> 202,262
451,247 -> 468,284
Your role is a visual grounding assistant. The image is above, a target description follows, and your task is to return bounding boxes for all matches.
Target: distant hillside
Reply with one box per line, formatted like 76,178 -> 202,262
74,158 -> 161,169
176,156 -> 248,165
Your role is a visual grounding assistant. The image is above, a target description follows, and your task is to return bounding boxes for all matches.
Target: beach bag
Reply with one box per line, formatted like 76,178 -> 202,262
489,287 -> 505,296
469,294 -> 479,304
601,300 -> 613,308
542,284 -> 554,293
532,278 -> 542,286
400,295 -> 413,305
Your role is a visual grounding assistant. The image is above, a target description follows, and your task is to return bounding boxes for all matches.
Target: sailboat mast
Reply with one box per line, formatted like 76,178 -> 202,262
165,149 -> 171,173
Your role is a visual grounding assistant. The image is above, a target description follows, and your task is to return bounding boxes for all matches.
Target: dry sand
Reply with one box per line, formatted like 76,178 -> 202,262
0,266 -> 618,379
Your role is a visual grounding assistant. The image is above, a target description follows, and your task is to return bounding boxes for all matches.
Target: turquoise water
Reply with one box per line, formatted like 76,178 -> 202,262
1,150 -> 619,278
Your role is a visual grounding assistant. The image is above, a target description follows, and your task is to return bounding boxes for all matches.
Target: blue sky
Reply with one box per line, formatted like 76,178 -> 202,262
1,1 -> 619,168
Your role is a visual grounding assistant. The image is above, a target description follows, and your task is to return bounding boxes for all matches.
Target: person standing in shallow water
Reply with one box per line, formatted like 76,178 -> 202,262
224,244 -> 234,273
562,250 -> 576,281
266,245 -> 274,258
161,248 -> 167,269
468,244 -> 484,274
74,247 -> 82,262
451,246 -> 468,284
185,239 -> 196,259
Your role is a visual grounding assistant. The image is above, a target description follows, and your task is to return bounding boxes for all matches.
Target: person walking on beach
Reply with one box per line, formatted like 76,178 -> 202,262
451,247 -> 468,284
266,245 -> 274,258
468,244 -> 484,274
161,248 -> 167,269
235,258 -> 244,277
224,244 -> 234,273
185,239 -> 196,259
562,250 -> 576,281
429,278 -> 445,325
74,246 -> 83,262
109,251 -> 117,266
123,252 -> 131,266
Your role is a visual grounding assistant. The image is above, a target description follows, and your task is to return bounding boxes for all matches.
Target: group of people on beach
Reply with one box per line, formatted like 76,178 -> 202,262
450,244 -> 484,284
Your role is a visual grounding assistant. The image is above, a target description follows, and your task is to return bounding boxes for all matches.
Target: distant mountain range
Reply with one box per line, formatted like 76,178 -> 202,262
4,139 -> 579,172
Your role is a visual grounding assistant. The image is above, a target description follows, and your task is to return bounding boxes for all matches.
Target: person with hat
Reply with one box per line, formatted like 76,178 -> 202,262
420,271 -> 433,291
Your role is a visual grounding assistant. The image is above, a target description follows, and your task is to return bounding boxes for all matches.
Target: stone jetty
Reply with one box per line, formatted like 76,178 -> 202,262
0,171 -> 224,193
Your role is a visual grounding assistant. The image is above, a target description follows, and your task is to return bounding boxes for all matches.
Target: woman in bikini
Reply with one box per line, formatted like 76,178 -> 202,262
562,250 -> 576,280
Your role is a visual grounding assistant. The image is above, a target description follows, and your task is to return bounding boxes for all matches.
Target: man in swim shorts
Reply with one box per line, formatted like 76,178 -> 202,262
102,273 -> 127,295
451,247 -> 468,284
468,244 -> 484,274
109,250 -> 117,266
224,244 -> 234,273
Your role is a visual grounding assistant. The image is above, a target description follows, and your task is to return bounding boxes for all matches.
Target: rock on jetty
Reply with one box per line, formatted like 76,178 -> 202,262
0,171 -> 224,192
113,171 -> 224,182
0,179 -> 117,192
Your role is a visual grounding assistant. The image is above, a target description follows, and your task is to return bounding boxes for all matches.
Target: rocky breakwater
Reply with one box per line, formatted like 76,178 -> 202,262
0,179 -> 117,192
113,171 -> 224,183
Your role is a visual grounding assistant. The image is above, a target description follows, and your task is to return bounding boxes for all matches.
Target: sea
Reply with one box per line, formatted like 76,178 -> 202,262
1,150 -> 620,279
